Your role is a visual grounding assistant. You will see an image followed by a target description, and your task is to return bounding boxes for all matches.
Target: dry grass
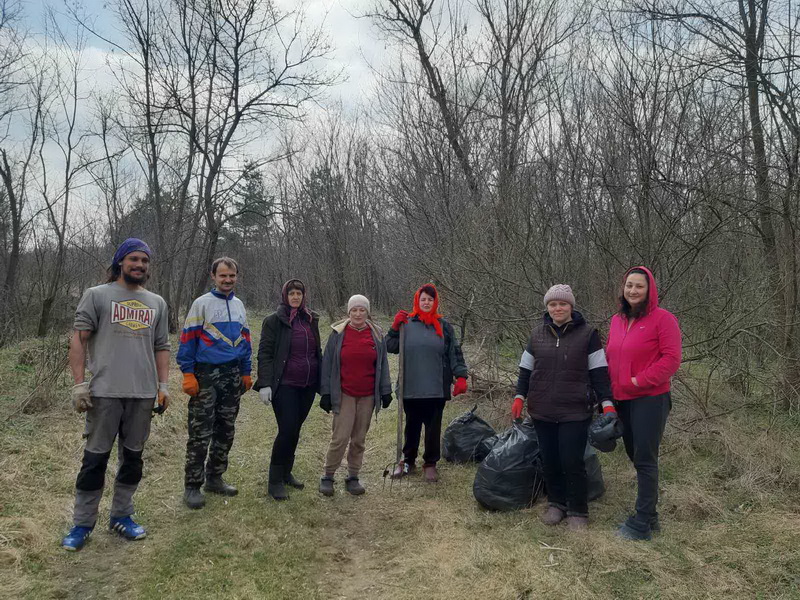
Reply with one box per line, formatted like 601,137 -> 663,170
0,322 -> 799,599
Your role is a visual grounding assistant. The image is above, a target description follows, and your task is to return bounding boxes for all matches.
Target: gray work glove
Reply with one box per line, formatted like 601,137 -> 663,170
154,382 -> 170,414
71,382 -> 92,413
259,386 -> 272,407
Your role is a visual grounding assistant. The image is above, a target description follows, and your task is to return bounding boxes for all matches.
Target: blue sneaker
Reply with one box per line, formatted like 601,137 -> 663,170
62,525 -> 93,551
109,516 -> 147,540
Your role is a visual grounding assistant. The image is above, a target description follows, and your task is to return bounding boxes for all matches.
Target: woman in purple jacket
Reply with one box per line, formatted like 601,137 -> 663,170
254,279 -> 322,501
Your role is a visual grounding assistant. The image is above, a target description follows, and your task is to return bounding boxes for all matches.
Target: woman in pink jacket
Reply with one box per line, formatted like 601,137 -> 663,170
605,267 -> 681,540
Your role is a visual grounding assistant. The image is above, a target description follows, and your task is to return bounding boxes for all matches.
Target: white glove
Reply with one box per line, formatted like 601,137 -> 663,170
259,387 -> 272,406
71,382 -> 92,413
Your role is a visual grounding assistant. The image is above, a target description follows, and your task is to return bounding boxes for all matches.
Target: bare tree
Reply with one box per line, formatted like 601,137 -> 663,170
35,12 -> 92,336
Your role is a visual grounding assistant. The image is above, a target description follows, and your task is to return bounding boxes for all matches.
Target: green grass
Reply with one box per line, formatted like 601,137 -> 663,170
0,316 -> 799,599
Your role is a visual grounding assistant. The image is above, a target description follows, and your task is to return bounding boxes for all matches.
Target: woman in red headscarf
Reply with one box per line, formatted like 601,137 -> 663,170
385,284 -> 469,482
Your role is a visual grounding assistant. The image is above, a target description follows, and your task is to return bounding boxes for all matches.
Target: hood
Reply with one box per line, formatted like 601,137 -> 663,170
542,309 -> 586,328
622,266 -> 659,315
331,317 -> 384,339
279,278 -> 312,324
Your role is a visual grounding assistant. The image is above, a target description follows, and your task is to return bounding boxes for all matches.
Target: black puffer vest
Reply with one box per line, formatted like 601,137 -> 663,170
526,311 -> 594,423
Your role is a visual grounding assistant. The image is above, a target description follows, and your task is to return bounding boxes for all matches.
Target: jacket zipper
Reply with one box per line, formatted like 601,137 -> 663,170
549,322 -> 571,420
303,319 -> 311,387
617,317 -> 633,384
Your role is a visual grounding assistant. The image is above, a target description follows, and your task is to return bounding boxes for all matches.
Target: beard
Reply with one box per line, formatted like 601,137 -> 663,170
122,269 -> 148,285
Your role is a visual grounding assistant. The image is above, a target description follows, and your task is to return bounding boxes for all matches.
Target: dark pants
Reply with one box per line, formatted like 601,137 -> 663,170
617,393 -> 671,524
402,398 -> 446,466
270,384 -> 315,471
533,418 -> 590,517
184,362 -> 242,488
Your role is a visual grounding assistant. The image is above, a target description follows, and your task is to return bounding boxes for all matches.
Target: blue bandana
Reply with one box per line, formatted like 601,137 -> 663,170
112,238 -> 152,266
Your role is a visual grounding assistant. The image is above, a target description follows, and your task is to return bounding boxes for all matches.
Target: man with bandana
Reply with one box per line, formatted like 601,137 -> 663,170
61,238 -> 170,551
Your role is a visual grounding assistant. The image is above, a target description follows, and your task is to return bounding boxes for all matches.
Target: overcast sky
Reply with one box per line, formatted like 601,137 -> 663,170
22,0 -> 385,108
9,0 -> 397,195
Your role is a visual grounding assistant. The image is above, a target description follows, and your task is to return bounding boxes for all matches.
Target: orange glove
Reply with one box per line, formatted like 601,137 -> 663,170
452,377 -> 468,396
242,375 -> 252,391
511,395 -> 525,420
182,373 -> 200,397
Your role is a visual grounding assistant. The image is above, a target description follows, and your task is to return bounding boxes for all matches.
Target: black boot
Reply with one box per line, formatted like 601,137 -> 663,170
268,464 -> 289,501
183,487 -> 206,509
204,475 -> 238,497
284,457 -> 305,489
319,475 -> 335,497
345,476 -> 365,496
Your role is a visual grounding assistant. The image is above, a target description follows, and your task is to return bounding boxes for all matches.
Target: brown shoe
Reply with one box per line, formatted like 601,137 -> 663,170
423,464 -> 439,483
566,516 -> 589,531
541,505 -> 566,526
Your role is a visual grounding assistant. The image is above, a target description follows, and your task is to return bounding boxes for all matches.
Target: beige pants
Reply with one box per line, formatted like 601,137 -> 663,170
323,393 -> 374,477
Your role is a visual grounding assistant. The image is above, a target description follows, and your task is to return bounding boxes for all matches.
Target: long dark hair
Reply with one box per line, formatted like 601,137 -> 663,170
619,268 -> 649,318
106,263 -> 121,283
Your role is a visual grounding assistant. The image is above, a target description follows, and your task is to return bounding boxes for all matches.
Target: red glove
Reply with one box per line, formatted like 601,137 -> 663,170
242,375 -> 252,391
452,377 -> 467,396
391,310 -> 409,331
602,401 -> 617,415
182,373 -> 200,397
511,395 -> 525,420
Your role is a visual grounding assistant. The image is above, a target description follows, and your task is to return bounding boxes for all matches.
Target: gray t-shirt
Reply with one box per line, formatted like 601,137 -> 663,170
402,319 -> 445,399
74,282 -> 170,398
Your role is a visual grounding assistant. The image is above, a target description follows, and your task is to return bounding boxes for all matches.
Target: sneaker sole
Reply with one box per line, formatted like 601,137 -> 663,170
109,525 -> 147,541
616,526 -> 652,541
110,531 -> 147,541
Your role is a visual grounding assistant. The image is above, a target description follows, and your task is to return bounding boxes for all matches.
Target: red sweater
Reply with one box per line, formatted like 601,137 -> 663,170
340,324 -> 377,397
605,267 -> 682,401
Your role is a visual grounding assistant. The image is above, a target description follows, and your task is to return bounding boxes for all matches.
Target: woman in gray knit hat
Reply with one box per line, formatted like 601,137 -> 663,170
510,284 -> 614,530
317,294 -> 393,496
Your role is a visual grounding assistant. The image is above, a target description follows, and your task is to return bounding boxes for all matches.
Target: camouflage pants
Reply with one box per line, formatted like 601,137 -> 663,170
184,362 -> 242,488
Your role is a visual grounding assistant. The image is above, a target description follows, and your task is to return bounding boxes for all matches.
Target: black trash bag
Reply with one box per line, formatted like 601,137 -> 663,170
589,413 -> 624,453
442,405 -> 497,463
473,419 -> 545,511
585,443 -> 606,501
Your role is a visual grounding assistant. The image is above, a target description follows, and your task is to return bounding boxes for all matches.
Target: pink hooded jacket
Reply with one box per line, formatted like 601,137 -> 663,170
605,267 -> 682,401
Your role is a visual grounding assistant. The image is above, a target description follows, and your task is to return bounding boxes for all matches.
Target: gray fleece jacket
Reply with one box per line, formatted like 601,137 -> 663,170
320,319 -> 392,415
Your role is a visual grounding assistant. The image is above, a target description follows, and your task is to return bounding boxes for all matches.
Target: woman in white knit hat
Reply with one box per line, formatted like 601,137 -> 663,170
317,294 -> 393,496
510,284 -> 613,530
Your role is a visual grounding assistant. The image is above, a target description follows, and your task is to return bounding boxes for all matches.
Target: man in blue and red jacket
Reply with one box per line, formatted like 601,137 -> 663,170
177,257 -> 252,509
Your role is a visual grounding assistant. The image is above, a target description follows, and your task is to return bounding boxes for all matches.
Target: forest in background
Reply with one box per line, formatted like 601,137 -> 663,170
0,0 -> 798,413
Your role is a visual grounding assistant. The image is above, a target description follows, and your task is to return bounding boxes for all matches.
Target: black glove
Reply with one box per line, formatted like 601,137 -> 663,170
319,394 -> 332,413
381,393 -> 393,408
